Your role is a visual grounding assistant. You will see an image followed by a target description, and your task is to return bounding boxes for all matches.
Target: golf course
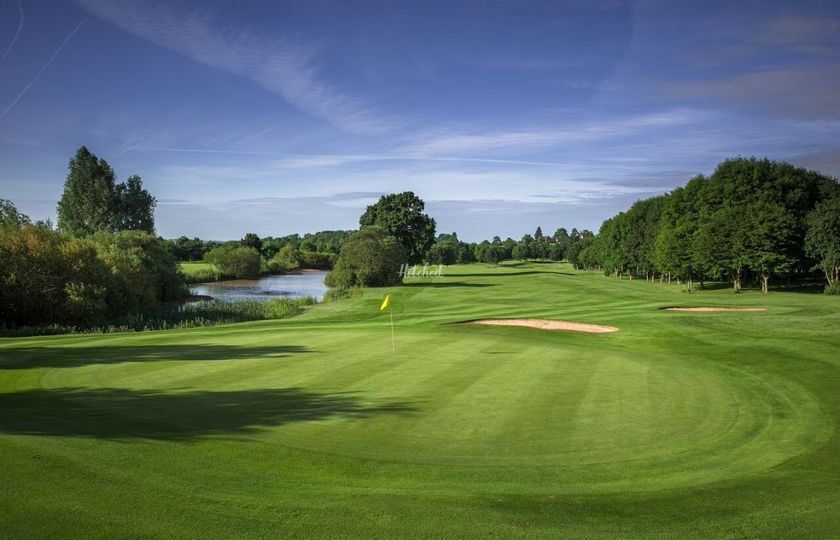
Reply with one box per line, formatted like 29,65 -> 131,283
1,262 -> 839,537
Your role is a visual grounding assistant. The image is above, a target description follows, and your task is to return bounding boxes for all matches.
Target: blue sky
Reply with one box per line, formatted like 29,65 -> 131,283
1,0 -> 839,240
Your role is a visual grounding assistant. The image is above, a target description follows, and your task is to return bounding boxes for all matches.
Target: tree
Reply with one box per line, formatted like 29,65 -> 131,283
57,146 -> 117,234
167,236 -> 206,261
95,231 -> 185,312
456,242 -> 475,263
0,199 -> 29,227
57,146 -> 156,234
567,234 -> 594,269
534,226 -> 543,241
241,233 -> 263,255
359,192 -> 436,264
204,246 -> 261,279
805,197 -> 840,287
112,175 -> 156,233
553,228 -> 569,244
325,227 -> 405,288
274,244 -> 300,269
427,239 -> 458,265
743,202 -> 797,293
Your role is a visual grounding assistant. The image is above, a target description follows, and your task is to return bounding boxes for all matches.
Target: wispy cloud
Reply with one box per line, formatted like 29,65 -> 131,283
663,66 -> 840,119
77,0 -> 392,134
0,0 -> 24,68
0,16 -> 86,122
401,110 -> 700,156
132,145 -> 279,157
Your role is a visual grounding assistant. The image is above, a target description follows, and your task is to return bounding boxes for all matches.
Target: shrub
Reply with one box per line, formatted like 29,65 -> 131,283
323,287 -> 364,303
325,227 -> 406,288
825,282 -> 840,295
297,250 -> 337,269
0,226 -> 187,329
274,245 -> 300,269
204,245 -> 261,278
262,258 -> 288,274
94,231 -> 186,314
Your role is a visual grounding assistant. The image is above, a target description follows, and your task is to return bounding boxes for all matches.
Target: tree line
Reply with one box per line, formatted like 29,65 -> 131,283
324,191 -> 595,289
166,230 -> 353,281
577,157 -> 840,294
425,227 -> 595,268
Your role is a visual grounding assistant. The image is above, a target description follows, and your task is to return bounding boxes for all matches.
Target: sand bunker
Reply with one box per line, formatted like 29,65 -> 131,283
662,307 -> 767,312
470,319 -> 618,333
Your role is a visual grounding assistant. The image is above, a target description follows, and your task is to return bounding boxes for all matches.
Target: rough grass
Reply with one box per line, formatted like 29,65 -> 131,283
0,297 -> 318,337
1,262 -> 839,537
179,261 -> 226,283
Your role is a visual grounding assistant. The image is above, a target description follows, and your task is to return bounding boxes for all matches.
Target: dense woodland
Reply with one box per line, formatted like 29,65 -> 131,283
575,158 -> 840,294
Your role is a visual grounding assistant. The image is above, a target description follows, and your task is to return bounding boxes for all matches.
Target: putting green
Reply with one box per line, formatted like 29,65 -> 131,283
1,262 -> 839,537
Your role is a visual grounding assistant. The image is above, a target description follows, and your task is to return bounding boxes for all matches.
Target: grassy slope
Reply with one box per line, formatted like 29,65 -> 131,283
1,262 -> 839,537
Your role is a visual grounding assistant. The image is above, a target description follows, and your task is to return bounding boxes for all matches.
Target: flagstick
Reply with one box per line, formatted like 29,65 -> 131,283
389,305 -> 396,353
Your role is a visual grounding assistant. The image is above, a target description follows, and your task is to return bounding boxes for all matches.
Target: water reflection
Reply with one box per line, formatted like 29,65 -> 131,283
190,270 -> 328,302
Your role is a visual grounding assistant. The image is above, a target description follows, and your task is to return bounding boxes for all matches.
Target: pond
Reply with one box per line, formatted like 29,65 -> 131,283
190,270 -> 329,302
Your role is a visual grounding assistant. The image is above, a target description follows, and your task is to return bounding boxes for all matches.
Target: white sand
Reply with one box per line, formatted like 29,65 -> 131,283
470,319 -> 618,334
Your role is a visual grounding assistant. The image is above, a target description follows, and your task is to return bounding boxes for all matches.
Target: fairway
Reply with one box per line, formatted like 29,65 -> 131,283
2,263 -> 839,537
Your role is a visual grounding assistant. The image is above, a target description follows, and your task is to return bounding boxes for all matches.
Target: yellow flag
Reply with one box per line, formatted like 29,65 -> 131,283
380,293 -> 392,311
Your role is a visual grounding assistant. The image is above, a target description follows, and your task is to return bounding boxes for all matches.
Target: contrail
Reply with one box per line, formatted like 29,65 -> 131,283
139,146 -> 279,156
0,16 -> 87,122
115,137 -> 145,156
0,0 -> 24,68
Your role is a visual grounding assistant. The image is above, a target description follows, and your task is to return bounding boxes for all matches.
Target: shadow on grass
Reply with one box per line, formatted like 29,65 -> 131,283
695,281 -> 825,294
400,281 -> 496,288
0,387 -> 418,440
695,282 -> 736,291
0,345 -> 311,370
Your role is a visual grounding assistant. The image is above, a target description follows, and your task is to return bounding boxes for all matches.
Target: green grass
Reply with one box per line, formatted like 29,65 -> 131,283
1,262 -> 839,537
180,261 -> 225,283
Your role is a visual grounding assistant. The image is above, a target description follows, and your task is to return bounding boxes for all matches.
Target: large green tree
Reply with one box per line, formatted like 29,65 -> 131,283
241,233 -> 263,255
57,146 -> 156,234
359,192 -> 435,264
57,146 -> 117,234
112,175 -> 156,233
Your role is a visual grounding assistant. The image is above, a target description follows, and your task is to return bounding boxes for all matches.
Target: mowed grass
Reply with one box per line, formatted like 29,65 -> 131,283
1,262 -> 839,537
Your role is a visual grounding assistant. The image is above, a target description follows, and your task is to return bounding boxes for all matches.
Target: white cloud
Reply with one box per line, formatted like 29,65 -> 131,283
77,0 -> 392,133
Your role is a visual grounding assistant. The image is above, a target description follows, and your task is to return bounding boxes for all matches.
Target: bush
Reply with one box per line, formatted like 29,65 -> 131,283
825,282 -> 840,295
95,230 -> 186,314
262,258 -> 289,274
274,245 -> 300,270
0,226 -> 186,329
297,250 -> 337,269
323,287 -> 364,303
204,245 -> 261,278
325,227 -> 405,288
